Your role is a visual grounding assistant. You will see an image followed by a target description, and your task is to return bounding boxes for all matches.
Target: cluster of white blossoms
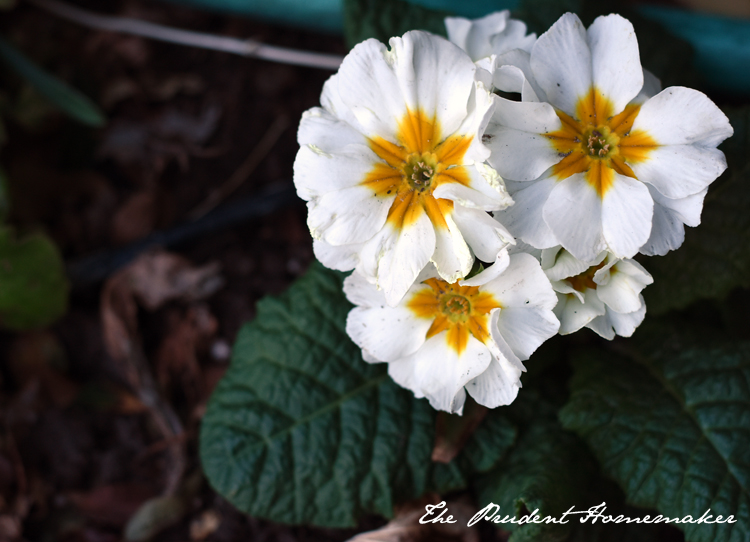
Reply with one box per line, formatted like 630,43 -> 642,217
293,11 -> 733,413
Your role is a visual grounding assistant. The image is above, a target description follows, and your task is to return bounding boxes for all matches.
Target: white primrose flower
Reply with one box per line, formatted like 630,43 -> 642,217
295,30 -> 514,307
484,13 -> 733,262
445,10 -> 536,61
541,246 -> 653,339
445,11 -> 538,99
344,254 -> 559,414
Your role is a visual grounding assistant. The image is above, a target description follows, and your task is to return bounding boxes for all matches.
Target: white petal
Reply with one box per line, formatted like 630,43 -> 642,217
630,145 -> 727,199
308,186 -> 392,245
297,107 -> 367,152
314,239 -> 361,272
640,186 -> 707,256
294,144 -> 379,201
493,64 -> 540,102
584,313 -> 614,340
346,304 -> 430,363
482,253 -> 558,311
595,261 -> 650,313
496,178 -> 559,249
587,15 -> 643,115
555,288 -> 605,335
530,13 -> 592,116
587,299 -> 646,339
551,280 -> 584,303
459,249 -> 511,287
631,87 -> 733,147
543,174 -> 605,262
491,19 -> 536,55
458,249 -> 510,286
343,270 -> 385,307
492,49 -> 546,101
387,356 -> 425,398
409,334 -> 494,413
445,11 -> 511,61
451,81 -> 496,164
376,215 -> 436,306
362,350 -> 381,364
452,205 -> 513,263
390,31 -> 477,140
631,68 -> 661,105
432,163 -> 512,211
601,174 -> 653,259
431,213 -> 473,284
465,355 -> 521,408
544,248 -> 604,281
495,306 -> 559,360
485,99 -> 562,182
509,240 -> 543,260
323,39 -> 408,141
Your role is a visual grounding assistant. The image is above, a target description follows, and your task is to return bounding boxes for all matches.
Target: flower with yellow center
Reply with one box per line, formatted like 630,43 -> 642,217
484,13 -> 733,262
539,246 -> 653,339
294,31 -> 514,307
344,254 -> 559,414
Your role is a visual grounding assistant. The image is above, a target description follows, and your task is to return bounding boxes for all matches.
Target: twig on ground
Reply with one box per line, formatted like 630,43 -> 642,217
188,115 -> 290,219
25,0 -> 344,70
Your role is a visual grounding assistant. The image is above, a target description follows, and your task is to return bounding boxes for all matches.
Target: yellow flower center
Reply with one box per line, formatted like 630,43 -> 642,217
362,109 -> 473,230
407,278 -> 502,355
404,152 -> 438,192
565,260 -> 608,292
545,88 -> 657,198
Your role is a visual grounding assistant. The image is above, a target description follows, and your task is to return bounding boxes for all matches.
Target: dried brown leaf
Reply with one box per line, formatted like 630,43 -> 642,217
68,483 -> 157,527
347,495 -> 479,542
110,191 -> 157,245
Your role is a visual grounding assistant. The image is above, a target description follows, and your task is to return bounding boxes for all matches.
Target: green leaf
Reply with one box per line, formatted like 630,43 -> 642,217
643,106 -> 750,315
474,383 -> 662,542
0,36 -> 105,127
342,0 -> 449,49
559,336 -> 750,542
0,227 -> 68,330
200,263 -> 515,527
475,391 -> 598,542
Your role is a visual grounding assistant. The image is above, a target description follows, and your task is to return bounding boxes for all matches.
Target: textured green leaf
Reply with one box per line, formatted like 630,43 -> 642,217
560,336 -> 750,542
0,36 -> 105,127
0,227 -> 68,330
644,106 -> 750,315
342,0 -> 448,48
474,381 -> 662,542
200,263 -> 515,527
475,390 -> 597,542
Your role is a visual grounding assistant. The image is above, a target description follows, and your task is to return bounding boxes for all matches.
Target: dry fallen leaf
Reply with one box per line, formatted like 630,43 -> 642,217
100,250 -> 223,495
156,304 -> 218,405
346,495 -> 479,542
110,190 -> 158,245
101,250 -> 223,374
68,483 -> 158,527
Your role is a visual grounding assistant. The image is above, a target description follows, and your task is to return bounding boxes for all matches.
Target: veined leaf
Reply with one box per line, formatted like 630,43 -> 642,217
200,263 -> 515,527
560,333 -> 750,542
0,36 -> 105,127
0,227 -> 68,330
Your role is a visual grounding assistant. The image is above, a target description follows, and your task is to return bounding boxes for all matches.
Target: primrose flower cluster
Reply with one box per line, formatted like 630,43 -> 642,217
293,11 -> 733,414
